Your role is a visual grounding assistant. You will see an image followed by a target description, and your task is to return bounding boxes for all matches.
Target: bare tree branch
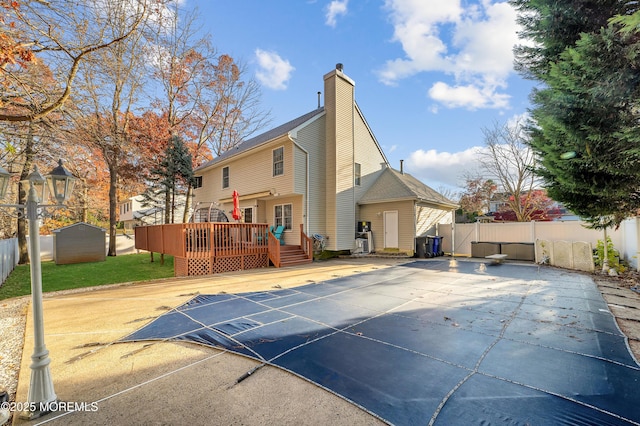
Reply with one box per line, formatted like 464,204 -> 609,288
478,118 -> 539,221
0,0 -> 149,122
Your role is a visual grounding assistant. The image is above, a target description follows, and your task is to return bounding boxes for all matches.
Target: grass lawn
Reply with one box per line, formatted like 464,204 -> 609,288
0,253 -> 174,300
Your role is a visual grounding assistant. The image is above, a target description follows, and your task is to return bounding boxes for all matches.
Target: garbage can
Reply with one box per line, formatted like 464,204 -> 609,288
426,236 -> 436,257
415,236 -> 428,258
433,236 -> 444,256
428,235 -> 444,257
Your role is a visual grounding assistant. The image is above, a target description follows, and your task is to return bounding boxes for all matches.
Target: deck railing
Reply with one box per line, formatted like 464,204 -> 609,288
268,231 -> 281,267
135,223 -> 270,258
300,223 -> 313,261
135,222 -> 313,276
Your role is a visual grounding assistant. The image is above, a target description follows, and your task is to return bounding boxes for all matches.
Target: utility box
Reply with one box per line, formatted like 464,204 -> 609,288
500,242 -> 535,261
471,242 -> 501,258
53,223 -> 106,265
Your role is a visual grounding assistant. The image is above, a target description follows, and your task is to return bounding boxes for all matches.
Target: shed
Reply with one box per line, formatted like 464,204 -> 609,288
53,222 -> 106,265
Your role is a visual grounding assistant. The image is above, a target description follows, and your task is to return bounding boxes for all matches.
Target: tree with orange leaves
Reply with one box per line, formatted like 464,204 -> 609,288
0,0 -> 150,122
148,4 -> 270,222
0,1 -> 35,69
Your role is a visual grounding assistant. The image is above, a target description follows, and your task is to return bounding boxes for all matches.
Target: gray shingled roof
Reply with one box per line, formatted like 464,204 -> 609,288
196,107 -> 325,171
359,167 -> 458,209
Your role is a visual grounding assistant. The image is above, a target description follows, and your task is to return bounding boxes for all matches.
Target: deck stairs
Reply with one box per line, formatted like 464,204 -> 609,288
277,244 -> 312,267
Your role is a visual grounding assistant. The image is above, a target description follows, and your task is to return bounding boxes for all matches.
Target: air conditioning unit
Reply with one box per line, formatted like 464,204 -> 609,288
354,231 -> 373,254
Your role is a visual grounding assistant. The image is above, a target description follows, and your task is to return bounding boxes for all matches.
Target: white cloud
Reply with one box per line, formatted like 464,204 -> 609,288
428,82 -> 510,110
406,146 -> 485,189
325,0 -> 348,27
406,112 -> 534,189
506,111 -> 531,129
254,49 -> 295,90
379,0 -> 521,110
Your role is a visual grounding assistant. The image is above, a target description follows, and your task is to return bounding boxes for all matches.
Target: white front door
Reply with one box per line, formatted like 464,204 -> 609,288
384,210 -> 399,248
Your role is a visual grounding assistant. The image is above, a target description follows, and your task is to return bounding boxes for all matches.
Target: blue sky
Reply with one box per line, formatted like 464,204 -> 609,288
186,0 -> 536,193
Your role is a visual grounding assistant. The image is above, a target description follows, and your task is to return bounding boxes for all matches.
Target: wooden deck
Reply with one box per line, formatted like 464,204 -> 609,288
134,223 -> 312,276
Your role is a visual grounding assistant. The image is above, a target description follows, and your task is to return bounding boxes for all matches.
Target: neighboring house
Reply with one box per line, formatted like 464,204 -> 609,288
488,190 -> 572,222
550,201 -> 580,221
488,192 -> 509,213
119,194 -> 187,232
193,65 -> 457,255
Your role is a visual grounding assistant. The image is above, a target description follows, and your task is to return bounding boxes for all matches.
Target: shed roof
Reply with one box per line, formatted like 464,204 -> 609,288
358,167 -> 458,209
53,222 -> 106,233
196,108 -> 325,172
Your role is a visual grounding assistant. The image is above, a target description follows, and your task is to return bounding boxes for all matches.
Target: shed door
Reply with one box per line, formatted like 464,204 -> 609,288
384,211 -> 399,248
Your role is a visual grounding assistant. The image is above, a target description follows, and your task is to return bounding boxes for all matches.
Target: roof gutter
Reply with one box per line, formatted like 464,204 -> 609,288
416,198 -> 459,210
195,135 -> 290,173
358,196 -> 457,209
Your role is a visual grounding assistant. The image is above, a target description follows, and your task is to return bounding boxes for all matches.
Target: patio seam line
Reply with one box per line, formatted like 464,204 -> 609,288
428,271 -> 640,425
173,304 -> 267,361
468,370 -> 640,426
119,269 -> 418,363
428,275 -> 538,425
264,284 -> 442,364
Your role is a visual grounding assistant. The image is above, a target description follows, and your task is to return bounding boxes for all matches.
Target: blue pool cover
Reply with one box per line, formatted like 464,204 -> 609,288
121,260 -> 640,425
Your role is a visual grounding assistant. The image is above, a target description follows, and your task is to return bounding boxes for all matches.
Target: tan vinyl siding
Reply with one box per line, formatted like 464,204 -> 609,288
294,116 -> 326,237
192,169 -> 218,207
324,69 -> 358,250
334,77 -> 356,249
294,147 -> 306,195
354,108 -> 386,200
324,72 -> 338,250
359,201 -> 416,254
193,137 -> 294,214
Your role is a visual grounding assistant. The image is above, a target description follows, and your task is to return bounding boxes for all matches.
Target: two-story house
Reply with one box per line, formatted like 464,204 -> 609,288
193,64 -> 457,255
119,194 -> 187,233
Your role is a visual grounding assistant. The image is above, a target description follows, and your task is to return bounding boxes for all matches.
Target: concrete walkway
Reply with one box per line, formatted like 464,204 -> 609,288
12,257 -> 408,426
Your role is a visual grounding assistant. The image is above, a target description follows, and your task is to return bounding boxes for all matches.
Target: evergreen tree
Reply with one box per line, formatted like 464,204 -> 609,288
511,0 -> 628,79
142,135 -> 194,224
511,0 -> 640,228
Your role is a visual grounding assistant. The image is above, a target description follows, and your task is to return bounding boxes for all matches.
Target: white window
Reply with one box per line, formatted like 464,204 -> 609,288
354,163 -> 361,186
222,167 -> 229,189
274,203 -> 292,230
273,147 -> 284,176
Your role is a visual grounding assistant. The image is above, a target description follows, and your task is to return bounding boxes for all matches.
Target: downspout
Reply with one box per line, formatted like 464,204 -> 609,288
291,139 -> 309,234
412,200 -> 418,255
352,89 -> 356,243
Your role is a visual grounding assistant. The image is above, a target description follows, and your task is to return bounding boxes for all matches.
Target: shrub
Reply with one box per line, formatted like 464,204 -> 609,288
595,237 -> 626,273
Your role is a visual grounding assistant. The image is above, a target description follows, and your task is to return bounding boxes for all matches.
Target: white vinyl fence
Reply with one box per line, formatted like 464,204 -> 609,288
0,238 -> 18,284
0,234 -> 138,286
437,217 -> 640,270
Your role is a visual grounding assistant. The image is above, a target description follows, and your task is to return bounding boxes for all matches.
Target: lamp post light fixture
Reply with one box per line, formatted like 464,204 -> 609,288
0,160 -> 77,419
